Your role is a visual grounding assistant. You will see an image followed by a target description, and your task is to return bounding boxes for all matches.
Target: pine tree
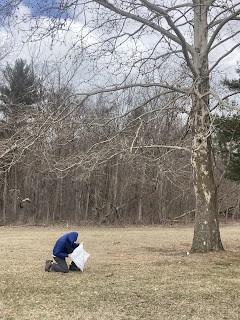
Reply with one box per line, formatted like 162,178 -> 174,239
0,59 -> 41,122
224,67 -> 240,92
215,115 -> 240,182
215,68 -> 240,182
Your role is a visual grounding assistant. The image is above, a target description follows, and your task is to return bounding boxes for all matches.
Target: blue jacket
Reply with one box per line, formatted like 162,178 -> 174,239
53,232 -> 79,259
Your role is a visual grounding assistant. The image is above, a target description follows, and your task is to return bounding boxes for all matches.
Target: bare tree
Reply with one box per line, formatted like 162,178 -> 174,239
2,1 -> 240,252
44,0 -> 240,252
77,0 -> 240,252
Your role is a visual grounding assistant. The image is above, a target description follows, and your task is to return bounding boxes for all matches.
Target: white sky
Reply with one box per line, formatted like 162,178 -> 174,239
0,2 -> 239,91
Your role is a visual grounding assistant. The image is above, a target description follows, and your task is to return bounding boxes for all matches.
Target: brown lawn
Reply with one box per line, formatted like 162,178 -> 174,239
1,224 -> 240,319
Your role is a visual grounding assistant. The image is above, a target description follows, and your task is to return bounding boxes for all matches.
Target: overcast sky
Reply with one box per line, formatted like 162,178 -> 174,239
0,1 -> 239,91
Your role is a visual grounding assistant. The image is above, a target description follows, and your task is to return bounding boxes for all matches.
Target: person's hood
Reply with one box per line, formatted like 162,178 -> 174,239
67,232 -> 78,243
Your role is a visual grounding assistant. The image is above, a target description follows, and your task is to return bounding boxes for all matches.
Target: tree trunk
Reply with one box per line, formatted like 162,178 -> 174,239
191,0 -> 223,253
45,185 -> 50,225
59,174 -> 63,222
85,182 -> 90,220
112,157 -> 119,224
191,115 -> 223,252
2,172 -> 7,225
138,163 -> 146,223
75,178 -> 81,223
13,166 -> 18,222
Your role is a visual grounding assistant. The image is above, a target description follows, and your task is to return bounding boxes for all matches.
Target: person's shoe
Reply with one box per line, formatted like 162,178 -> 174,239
45,260 -> 53,272
69,262 -> 81,271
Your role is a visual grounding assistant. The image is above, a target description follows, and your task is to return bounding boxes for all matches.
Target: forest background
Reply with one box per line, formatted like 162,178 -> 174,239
0,0 -> 240,232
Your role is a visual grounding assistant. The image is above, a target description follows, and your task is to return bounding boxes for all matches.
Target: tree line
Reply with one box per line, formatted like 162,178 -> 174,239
0,59 -> 194,225
1,1 -> 240,253
0,58 -> 239,226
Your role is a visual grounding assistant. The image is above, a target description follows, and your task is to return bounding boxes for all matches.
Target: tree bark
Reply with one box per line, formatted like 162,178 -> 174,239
75,177 -> 81,223
191,102 -> 223,252
191,0 -> 223,252
85,182 -> 90,221
138,163 -> 146,223
2,172 -> 7,225
13,166 -> 17,222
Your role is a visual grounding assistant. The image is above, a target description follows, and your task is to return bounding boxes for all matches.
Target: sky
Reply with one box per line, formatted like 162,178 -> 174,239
0,0 -> 239,92
0,1 -> 93,89
22,0 -> 70,19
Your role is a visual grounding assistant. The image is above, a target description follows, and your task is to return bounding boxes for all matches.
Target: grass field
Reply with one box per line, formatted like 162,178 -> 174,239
1,224 -> 240,320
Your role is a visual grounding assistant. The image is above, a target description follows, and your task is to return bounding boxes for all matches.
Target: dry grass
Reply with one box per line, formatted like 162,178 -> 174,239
1,224 -> 240,319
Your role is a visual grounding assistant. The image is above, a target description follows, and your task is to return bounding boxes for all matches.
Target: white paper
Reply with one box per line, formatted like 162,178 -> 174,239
71,242 -> 90,271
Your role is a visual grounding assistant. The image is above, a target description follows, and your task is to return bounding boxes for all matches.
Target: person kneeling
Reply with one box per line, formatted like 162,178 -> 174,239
45,232 -> 81,272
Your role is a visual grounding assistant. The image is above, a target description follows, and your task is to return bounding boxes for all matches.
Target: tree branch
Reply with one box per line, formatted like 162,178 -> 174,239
207,8 -> 240,52
95,0 -> 196,75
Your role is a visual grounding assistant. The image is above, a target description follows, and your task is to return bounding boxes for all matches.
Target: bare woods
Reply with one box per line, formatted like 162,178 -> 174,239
0,74 -> 195,225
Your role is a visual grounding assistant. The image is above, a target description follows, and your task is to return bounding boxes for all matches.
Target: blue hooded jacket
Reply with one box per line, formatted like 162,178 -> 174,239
53,232 -> 79,259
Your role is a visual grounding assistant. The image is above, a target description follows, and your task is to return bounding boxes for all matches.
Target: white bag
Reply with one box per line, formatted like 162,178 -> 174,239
71,242 -> 90,271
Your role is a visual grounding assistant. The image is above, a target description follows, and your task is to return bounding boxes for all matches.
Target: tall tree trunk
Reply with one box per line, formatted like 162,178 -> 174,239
138,163 -> 146,223
53,179 -> 59,223
85,182 -> 90,220
2,172 -> 7,225
13,166 -> 18,222
34,173 -> 39,223
191,0 -> 223,252
45,184 -> 50,225
75,177 -> 81,223
191,98 -> 223,252
59,174 -> 63,222
158,170 -> 167,223
112,157 -> 119,223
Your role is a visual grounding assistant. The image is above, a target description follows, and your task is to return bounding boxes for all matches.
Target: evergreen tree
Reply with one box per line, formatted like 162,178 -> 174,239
224,67 -> 240,92
215,115 -> 240,182
0,59 -> 41,122
215,68 -> 240,182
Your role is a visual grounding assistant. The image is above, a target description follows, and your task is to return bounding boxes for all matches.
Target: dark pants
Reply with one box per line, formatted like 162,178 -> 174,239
51,256 -> 69,273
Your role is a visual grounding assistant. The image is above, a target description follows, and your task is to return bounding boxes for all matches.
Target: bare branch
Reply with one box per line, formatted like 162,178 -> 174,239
209,42 -> 240,73
95,1 -> 196,74
140,0 -> 196,75
207,7 -> 240,52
